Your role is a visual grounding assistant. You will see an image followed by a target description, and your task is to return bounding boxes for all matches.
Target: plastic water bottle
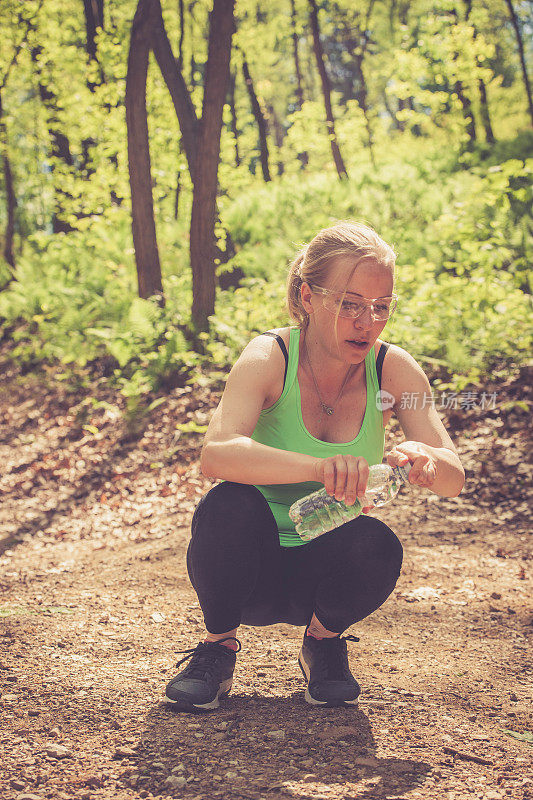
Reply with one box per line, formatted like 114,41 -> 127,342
288,463 -> 411,542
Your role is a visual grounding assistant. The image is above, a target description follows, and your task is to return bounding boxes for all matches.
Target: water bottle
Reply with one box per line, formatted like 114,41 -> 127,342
288,463 -> 411,542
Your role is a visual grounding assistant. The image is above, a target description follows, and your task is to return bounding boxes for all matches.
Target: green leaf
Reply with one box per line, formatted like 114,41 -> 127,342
147,397 -> 166,412
175,421 -> 208,434
0,606 -> 29,617
41,607 -> 75,615
502,729 -> 533,745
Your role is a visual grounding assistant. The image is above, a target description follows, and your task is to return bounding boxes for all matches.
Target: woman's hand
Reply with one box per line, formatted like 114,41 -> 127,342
312,455 -> 374,512
386,441 -> 437,489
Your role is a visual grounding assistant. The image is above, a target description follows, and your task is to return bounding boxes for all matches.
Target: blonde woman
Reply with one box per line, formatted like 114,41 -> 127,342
165,221 -> 465,712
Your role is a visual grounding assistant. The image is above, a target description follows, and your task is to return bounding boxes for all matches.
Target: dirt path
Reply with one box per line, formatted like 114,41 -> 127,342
0,357 -> 531,800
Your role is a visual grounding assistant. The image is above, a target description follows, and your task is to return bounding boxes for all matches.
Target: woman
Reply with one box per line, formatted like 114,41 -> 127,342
164,221 -> 465,712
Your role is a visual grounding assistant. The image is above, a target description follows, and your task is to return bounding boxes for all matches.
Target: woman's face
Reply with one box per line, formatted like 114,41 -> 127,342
303,258 -> 395,361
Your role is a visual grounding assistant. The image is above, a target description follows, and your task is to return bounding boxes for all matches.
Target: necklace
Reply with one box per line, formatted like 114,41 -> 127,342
304,340 -> 354,415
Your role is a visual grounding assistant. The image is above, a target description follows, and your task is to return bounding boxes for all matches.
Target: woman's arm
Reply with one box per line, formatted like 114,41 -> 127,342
382,347 -> 465,497
200,336 -> 317,485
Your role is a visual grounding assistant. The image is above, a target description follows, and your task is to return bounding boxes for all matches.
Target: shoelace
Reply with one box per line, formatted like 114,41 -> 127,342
308,633 -> 360,681
173,637 -> 242,681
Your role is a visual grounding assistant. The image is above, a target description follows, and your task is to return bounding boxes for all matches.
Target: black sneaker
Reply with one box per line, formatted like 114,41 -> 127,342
164,637 -> 241,712
298,625 -> 361,707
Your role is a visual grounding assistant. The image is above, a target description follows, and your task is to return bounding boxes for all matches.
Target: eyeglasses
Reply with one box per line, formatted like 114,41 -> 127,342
309,284 -> 398,321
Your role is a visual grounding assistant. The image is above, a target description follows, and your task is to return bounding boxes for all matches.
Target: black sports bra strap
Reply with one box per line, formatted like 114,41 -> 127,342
259,331 -> 289,388
259,332 -> 387,393
376,342 -> 389,391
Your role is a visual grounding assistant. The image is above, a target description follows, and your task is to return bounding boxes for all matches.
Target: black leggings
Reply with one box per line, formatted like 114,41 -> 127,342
186,481 -> 404,635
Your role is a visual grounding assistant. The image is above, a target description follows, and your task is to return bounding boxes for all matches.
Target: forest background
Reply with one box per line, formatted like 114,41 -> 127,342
0,0 -> 531,421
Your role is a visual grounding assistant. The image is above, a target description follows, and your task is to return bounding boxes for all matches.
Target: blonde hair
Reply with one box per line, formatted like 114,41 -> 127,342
286,220 -> 396,345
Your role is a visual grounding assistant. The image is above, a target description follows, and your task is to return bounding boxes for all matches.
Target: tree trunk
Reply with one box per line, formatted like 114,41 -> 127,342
504,0 -> 533,127
151,0 -> 236,295
30,45 -> 76,234
463,0 -> 495,144
266,103 -> 285,176
81,1 -> 124,206
290,0 -> 304,109
0,88 -> 16,276
308,0 -> 348,179
449,10 -> 476,148
290,0 -> 308,168
454,82 -> 476,147
383,90 -> 402,130
340,11 -> 376,167
477,78 -> 494,144
125,0 -> 163,301
151,0 -> 199,181
82,0 -> 104,76
0,5 -> 41,276
241,55 -> 271,182
190,0 -> 235,333
81,0 -> 106,180
228,69 -> 241,167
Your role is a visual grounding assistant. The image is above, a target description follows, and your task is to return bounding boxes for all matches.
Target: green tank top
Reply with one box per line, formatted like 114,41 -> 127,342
249,326 -> 385,548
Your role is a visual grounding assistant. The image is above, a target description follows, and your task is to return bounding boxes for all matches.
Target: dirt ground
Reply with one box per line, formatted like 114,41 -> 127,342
0,353 -> 531,800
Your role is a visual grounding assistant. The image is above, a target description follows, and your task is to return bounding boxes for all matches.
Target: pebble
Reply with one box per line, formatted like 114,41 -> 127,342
113,746 -> 137,758
318,725 -> 357,741
16,795 -> 41,800
389,762 -> 414,774
353,756 -> 380,767
171,763 -> 186,773
164,775 -> 187,788
44,743 -> 73,759
266,730 -> 285,739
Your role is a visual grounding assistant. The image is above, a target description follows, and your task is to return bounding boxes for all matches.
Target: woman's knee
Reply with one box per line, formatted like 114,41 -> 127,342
334,518 -> 403,576
193,481 -> 271,526
190,481 -> 277,555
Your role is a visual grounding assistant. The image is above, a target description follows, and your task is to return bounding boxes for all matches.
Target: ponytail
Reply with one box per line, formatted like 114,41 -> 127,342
286,246 -> 310,330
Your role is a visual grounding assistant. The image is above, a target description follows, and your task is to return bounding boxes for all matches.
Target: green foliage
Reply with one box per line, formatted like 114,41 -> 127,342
0,217 -> 203,401
209,153 -> 532,378
0,0 -> 531,411
1,150 -> 531,405
431,159 -> 533,293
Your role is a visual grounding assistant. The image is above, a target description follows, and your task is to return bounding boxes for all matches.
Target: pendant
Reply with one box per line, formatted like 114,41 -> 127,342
321,403 -> 334,415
